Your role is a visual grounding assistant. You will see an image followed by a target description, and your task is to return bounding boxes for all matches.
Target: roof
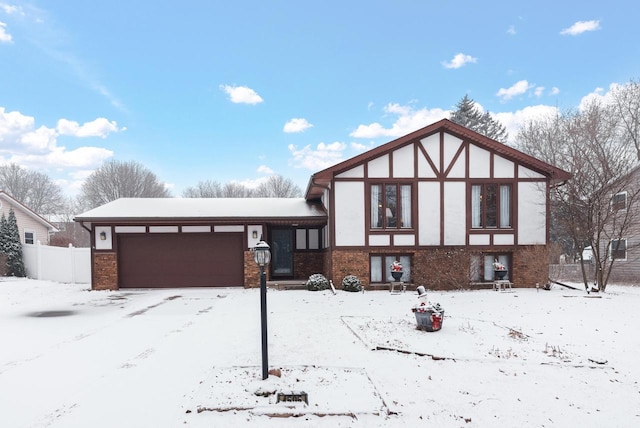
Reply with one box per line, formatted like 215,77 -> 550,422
74,198 -> 327,223
305,118 -> 572,199
0,191 -> 58,232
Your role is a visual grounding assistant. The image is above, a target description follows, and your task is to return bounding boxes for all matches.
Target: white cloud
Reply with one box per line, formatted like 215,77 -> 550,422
0,3 -> 21,14
550,87 -> 560,95
0,106 -> 115,174
57,118 -> 122,138
288,141 -> 346,170
494,105 -> 560,143
496,80 -> 532,102
534,86 -> 545,98
283,118 -> 313,133
257,165 -> 274,174
350,103 -> 448,139
219,84 -> 264,105
442,53 -> 477,69
560,20 -> 601,36
350,142 -> 372,152
0,21 -> 12,43
507,25 -> 516,35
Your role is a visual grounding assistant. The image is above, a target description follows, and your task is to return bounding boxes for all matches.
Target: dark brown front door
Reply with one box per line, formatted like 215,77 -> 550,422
118,233 -> 243,288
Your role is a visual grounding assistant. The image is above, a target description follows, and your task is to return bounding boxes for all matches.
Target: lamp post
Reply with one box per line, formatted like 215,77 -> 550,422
253,240 -> 271,380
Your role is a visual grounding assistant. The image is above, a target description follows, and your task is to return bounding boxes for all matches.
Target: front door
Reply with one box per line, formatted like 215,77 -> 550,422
271,228 -> 293,277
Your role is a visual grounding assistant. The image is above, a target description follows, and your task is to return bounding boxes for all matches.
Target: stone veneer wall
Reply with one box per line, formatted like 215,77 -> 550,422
93,252 -> 118,290
331,246 -> 550,290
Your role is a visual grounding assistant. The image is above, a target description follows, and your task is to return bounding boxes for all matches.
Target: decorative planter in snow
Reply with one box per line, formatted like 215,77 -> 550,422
414,310 -> 444,332
494,270 -> 508,280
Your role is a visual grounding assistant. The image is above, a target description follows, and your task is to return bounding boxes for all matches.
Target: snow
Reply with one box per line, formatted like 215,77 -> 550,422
1,278 -> 639,427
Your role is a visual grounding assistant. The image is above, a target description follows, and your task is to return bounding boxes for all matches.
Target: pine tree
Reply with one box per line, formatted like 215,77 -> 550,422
4,209 -> 26,277
0,214 -> 7,275
450,95 -> 509,143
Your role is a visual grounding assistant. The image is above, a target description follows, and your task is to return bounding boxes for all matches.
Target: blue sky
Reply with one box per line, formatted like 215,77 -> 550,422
0,1 -> 638,197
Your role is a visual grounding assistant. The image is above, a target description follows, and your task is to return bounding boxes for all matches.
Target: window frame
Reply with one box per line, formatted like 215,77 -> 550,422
609,239 -> 627,261
471,183 -> 512,229
370,182 -> 413,230
24,230 -> 35,245
612,191 -> 627,211
370,254 -> 412,283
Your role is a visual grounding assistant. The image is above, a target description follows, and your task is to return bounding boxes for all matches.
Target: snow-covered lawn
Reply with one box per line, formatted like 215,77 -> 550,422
1,278 -> 639,427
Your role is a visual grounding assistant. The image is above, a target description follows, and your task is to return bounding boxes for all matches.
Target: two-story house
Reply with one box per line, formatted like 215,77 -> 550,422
75,119 -> 570,290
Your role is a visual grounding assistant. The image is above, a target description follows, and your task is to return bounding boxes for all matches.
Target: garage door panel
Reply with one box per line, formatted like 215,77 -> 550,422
118,233 -> 243,288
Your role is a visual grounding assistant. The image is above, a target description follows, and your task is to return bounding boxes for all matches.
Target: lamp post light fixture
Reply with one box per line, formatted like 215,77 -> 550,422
253,240 -> 271,380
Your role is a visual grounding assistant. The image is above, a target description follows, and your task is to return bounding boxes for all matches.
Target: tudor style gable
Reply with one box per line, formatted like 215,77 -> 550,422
306,119 -> 570,287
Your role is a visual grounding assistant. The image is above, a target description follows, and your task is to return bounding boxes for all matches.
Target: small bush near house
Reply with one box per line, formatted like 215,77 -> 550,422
342,275 -> 362,292
306,273 -> 329,291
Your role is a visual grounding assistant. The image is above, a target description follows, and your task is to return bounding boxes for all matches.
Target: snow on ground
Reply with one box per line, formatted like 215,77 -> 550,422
1,278 -> 639,427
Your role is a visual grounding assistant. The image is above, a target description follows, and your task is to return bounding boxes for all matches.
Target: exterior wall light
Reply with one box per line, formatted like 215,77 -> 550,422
100,231 -> 107,241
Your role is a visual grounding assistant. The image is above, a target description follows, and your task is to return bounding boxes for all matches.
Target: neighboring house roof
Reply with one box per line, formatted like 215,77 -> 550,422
0,191 -> 58,233
305,118 -> 572,199
74,198 -> 327,224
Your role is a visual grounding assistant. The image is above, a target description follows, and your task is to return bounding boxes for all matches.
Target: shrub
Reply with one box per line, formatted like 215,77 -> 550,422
342,275 -> 362,292
306,273 -> 329,291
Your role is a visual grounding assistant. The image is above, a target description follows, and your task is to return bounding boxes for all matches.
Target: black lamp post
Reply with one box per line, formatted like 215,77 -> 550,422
253,240 -> 271,380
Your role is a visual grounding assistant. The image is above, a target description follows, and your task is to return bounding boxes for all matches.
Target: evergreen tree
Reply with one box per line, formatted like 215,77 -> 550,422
450,95 -> 509,143
4,209 -> 26,277
0,214 -> 7,274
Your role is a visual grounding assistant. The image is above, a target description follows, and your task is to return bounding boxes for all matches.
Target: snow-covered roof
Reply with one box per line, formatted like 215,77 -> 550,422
74,198 -> 327,222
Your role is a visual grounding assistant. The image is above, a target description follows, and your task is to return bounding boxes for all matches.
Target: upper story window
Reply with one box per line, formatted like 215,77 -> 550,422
612,192 -> 627,211
24,230 -> 35,245
471,184 -> 512,229
371,183 -> 412,229
609,239 -> 627,260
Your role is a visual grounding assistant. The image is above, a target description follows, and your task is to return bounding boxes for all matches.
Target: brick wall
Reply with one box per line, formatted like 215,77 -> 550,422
513,245 -> 549,288
93,252 -> 118,290
243,250 -> 262,288
330,245 -> 550,290
293,251 -> 325,280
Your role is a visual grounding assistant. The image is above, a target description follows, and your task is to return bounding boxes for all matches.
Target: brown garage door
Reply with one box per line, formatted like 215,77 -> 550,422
118,233 -> 244,288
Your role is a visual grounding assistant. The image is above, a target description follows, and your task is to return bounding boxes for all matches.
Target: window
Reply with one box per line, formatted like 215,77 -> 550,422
24,230 -> 35,245
295,228 -> 321,250
470,253 -> 511,282
609,239 -> 627,260
471,184 -> 511,229
371,183 -> 412,229
370,254 -> 411,283
612,192 -> 627,211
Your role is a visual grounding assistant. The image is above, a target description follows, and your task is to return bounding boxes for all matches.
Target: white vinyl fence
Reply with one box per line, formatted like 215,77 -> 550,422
22,242 -> 91,284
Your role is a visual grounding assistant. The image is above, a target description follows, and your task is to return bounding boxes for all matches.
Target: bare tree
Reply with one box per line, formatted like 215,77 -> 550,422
610,80 -> 640,160
0,163 -> 64,214
254,175 -> 302,197
80,160 -> 171,208
517,99 -> 640,291
182,180 -> 223,198
220,182 -> 254,197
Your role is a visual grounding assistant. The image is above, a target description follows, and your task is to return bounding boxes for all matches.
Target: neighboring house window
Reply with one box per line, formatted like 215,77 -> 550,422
370,254 -> 411,283
24,230 -> 35,245
470,253 -> 511,282
612,192 -> 627,211
371,184 -> 412,229
609,239 -> 627,260
471,184 -> 512,228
